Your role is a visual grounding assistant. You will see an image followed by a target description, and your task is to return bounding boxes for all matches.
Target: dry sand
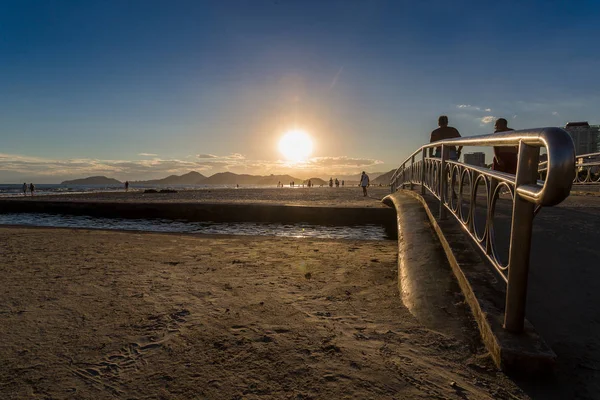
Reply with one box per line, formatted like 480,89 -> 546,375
9,187 -> 393,208
0,227 -> 526,399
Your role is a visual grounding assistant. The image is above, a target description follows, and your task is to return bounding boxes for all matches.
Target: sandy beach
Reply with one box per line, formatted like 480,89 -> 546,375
5,187 -> 393,208
0,227 -> 526,399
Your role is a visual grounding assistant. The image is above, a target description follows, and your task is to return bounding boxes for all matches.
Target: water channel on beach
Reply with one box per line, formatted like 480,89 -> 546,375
0,213 -> 391,240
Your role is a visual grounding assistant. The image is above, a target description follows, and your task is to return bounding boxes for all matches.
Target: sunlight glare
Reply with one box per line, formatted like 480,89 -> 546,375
278,130 -> 313,162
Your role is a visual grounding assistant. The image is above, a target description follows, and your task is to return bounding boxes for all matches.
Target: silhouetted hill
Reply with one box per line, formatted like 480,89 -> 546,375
135,171 -> 206,185
303,177 -> 327,186
61,176 -> 122,185
371,169 -> 395,185
202,172 -> 301,185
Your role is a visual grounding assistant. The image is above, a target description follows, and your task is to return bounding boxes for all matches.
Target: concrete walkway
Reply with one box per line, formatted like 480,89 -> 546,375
526,196 -> 600,399
463,193 -> 600,398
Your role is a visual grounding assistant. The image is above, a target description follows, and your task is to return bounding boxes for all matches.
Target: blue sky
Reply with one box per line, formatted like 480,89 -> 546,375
1,0 -> 599,182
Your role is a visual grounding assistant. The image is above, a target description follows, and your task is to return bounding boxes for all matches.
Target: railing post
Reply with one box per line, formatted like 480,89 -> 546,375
421,150 -> 426,195
401,162 -> 405,189
439,145 -> 447,219
409,155 -> 415,190
504,141 -> 540,333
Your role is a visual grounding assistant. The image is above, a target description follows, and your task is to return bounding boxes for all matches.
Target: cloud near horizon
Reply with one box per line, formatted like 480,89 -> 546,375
457,104 -> 492,112
0,152 -> 385,183
480,116 -> 495,125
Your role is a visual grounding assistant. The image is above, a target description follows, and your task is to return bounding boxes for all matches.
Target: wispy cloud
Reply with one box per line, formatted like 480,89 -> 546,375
480,116 -> 495,125
329,66 -> 344,91
457,104 -> 492,112
307,156 -> 383,168
197,153 -> 245,160
552,111 -> 559,116
138,153 -> 158,157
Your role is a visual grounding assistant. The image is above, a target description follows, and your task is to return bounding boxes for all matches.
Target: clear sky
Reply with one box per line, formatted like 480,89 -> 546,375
1,0 -> 599,183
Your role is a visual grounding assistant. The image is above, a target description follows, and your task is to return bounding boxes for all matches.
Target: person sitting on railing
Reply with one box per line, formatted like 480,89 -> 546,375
429,115 -> 462,160
492,118 -> 517,174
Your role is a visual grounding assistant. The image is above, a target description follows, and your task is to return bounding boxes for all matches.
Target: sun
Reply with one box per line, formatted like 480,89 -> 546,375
278,129 -> 313,162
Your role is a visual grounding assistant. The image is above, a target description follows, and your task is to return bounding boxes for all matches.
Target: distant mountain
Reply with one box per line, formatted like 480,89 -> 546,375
61,176 -> 122,185
303,177 -> 327,186
202,172 -> 301,185
371,169 -> 395,185
135,171 -> 206,185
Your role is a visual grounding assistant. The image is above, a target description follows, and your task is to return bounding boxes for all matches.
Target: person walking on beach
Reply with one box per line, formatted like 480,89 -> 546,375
125,181 -> 129,192
360,171 -> 370,197
492,118 -> 517,174
329,177 -> 333,187
429,115 -> 462,160
22,182 -> 27,196
342,180 -> 344,187
29,183 -> 35,196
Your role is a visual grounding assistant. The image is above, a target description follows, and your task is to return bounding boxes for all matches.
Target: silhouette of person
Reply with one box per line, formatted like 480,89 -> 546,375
342,180 -> 344,187
329,177 -> 333,187
22,182 -> 27,196
360,171 -> 370,197
429,115 -> 462,160
335,178 -> 339,187
493,118 -> 517,174
125,181 -> 129,192
29,183 -> 35,196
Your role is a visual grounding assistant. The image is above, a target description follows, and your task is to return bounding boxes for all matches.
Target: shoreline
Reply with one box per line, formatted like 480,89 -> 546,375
0,188 -> 398,238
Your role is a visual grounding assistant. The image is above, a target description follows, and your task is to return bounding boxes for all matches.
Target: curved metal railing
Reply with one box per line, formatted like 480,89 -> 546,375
390,127 -> 575,332
539,151 -> 600,185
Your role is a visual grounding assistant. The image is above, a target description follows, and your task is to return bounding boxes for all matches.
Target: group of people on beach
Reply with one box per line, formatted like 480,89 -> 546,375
328,178 -> 345,188
275,174 -> 370,196
22,182 -> 35,196
277,181 -> 297,187
429,115 -> 517,174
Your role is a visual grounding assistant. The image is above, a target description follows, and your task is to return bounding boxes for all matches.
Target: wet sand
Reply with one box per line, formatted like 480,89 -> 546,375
0,227 -> 526,399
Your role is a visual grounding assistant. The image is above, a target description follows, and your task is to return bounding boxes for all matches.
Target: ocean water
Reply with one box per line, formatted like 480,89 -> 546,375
0,183 -> 274,197
0,213 -> 389,240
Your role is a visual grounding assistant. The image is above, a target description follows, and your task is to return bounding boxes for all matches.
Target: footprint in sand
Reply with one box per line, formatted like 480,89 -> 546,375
71,308 -> 190,391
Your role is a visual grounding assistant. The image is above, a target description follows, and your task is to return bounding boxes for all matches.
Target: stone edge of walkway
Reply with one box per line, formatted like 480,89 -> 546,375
383,189 -> 556,377
0,200 -> 396,226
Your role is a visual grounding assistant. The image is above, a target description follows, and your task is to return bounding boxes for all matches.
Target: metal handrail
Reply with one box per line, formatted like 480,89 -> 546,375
390,127 -> 575,333
539,151 -> 600,184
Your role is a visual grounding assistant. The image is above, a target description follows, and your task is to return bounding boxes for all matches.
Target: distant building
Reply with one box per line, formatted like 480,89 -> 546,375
463,152 -> 486,167
564,122 -> 600,155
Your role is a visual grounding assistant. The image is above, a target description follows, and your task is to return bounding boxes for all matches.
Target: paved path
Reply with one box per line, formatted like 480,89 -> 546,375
526,196 -> 600,399
475,194 -> 600,399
